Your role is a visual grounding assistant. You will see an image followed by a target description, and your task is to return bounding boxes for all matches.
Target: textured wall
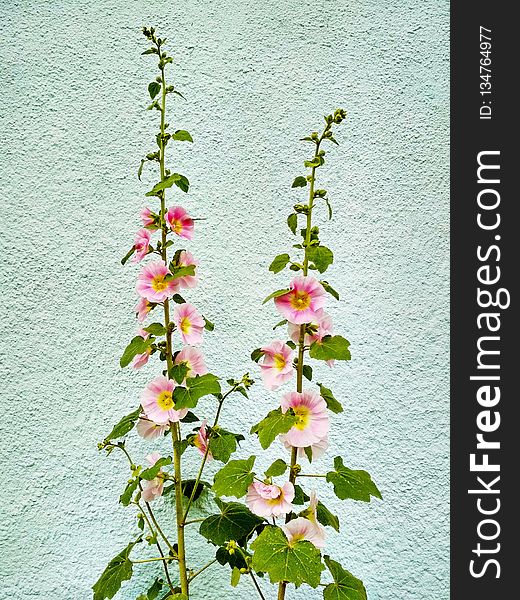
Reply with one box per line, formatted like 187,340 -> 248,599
0,1 -> 449,599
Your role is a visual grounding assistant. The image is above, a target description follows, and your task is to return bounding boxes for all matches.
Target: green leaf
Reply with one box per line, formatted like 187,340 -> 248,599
265,459 -> 288,478
170,264 -> 196,279
164,595 -> 188,600
326,457 -> 382,502
145,578 -> 164,600
269,254 -> 291,274
273,319 -> 288,330
169,363 -> 189,384
172,173 -> 189,193
287,213 -> 298,235
145,174 -> 181,197
250,408 -> 296,450
293,484 -> 310,505
316,502 -> 340,532
204,316 -> 215,331
199,498 -> 263,545
120,478 -> 139,507
121,247 -> 135,265
307,246 -> 334,273
251,348 -> 265,363
93,540 -> 139,600
104,408 -> 141,442
309,335 -> 351,361
171,294 -> 186,304
213,456 -> 256,498
172,130 -> 193,142
302,364 -> 313,381
323,556 -> 367,600
181,479 -> 208,501
143,323 -> 166,336
120,336 -> 153,368
292,176 -> 307,188
142,48 -> 158,56
181,411 -> 199,423
318,384 -> 344,413
231,567 -> 241,587
173,374 -> 221,410
208,431 -> 239,463
148,81 -> 161,99
304,157 -> 322,168
140,457 -> 172,481
251,526 -> 324,588
320,280 -> 340,300
262,288 -> 290,305
325,197 -> 333,220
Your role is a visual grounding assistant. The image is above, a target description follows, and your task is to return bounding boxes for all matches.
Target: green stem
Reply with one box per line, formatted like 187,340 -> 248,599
156,40 -> 189,597
188,558 -> 218,582
296,473 -> 326,478
250,572 -> 267,600
278,130 -> 326,600
133,556 -> 174,564
182,384 -> 237,522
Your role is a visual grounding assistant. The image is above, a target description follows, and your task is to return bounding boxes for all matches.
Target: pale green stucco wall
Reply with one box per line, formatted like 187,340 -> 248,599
0,1 -> 449,598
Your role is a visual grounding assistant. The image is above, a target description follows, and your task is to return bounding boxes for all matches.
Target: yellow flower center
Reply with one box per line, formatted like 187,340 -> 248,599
171,219 -> 182,233
151,274 -> 168,292
273,353 -> 286,371
180,317 -> 191,334
293,405 -> 311,430
157,390 -> 173,411
289,290 -> 311,311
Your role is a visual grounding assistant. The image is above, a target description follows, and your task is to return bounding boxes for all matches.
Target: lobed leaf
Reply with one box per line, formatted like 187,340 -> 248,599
318,383 -> 344,413
326,457 -> 382,502
307,245 -> 334,273
199,498 -> 263,545
251,526 -> 324,588
309,335 -> 351,362
265,459 -> 288,478
171,130 -> 193,142
269,253 -> 291,274
250,408 -> 296,450
104,407 -> 141,442
292,176 -> 308,188
173,374 -> 221,410
92,539 -> 139,600
212,456 -> 256,498
323,556 -> 367,600
120,336 -> 154,368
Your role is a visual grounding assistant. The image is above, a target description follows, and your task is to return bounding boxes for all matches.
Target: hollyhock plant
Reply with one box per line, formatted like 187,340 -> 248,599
131,228 -> 152,263
274,275 -> 326,325
166,206 -> 194,239
225,108 -> 382,600
136,261 -> 178,303
259,340 -> 294,390
246,481 -> 295,518
174,346 -> 208,378
173,302 -> 204,345
96,28 -> 255,600
280,390 -> 329,448
141,376 -> 188,425
141,452 -> 165,502
193,419 -> 212,459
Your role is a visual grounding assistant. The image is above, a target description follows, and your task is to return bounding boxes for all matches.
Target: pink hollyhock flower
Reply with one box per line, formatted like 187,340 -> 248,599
141,452 -> 165,502
175,250 -> 198,289
280,390 -> 329,447
166,206 -> 194,240
136,416 -> 168,440
282,435 -> 329,460
274,276 -> 326,325
132,328 -> 152,369
193,419 -> 212,460
140,207 -> 159,229
135,297 -> 153,322
136,261 -> 179,303
282,491 -> 326,548
246,481 -> 295,518
174,346 -> 208,378
131,228 -> 152,264
140,376 -> 188,425
173,303 -> 204,345
259,340 -> 294,390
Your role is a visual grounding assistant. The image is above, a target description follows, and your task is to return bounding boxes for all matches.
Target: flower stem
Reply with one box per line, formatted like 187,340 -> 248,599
278,128 -> 325,600
188,558 -> 218,582
155,38 -> 189,597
